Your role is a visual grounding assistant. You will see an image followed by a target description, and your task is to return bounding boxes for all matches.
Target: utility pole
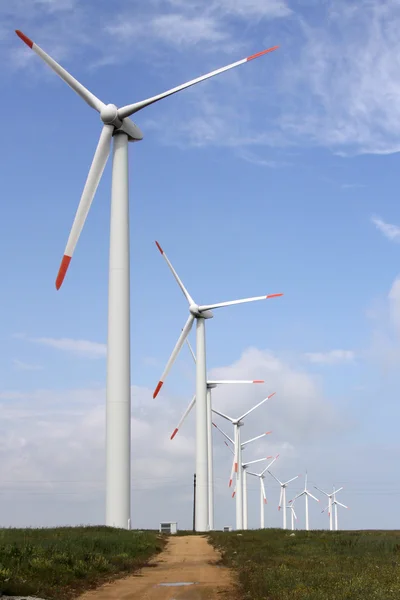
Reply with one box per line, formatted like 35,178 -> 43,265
193,473 -> 196,532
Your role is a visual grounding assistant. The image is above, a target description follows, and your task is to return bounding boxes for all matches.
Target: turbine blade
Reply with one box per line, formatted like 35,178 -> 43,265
155,242 -> 195,305
293,491 -> 304,500
334,486 -> 344,495
336,501 -> 348,509
307,492 -> 320,503
278,487 -> 283,509
170,394 -> 196,439
229,452 -> 236,488
15,31 -> 104,112
242,431 -> 272,447
261,479 -> 267,504
293,508 -> 297,520
153,314 -> 195,398
199,293 -> 283,312
268,470 -> 282,486
212,407 -> 234,423
207,380 -> 264,385
284,475 -> 299,486
243,457 -> 272,467
213,422 -> 234,445
260,454 -> 279,476
185,338 -> 196,364
224,441 -> 235,455
238,392 -> 276,421
321,504 -> 330,514
118,45 -> 279,119
314,486 -> 329,497
55,124 -> 113,289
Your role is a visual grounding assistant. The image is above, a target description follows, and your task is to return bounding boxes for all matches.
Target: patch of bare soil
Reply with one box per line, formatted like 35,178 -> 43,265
76,535 -> 234,600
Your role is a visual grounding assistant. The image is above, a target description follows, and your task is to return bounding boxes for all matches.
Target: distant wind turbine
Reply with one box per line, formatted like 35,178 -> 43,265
268,470 -> 300,530
169,338 -> 264,530
291,471 -> 319,530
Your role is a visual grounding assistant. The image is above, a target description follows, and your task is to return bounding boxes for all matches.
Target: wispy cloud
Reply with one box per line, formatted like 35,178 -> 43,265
371,215 -> 400,242
279,0 -> 400,155
16,334 -> 106,359
13,359 -> 43,371
341,183 -> 366,190
304,350 -> 356,365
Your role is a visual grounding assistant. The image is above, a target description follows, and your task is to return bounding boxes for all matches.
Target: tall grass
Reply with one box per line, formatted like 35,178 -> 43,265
209,529 -> 400,600
0,526 -> 164,599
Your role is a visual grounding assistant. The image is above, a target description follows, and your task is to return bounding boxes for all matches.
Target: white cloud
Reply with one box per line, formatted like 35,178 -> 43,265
304,350 -> 356,365
371,215 -> 400,242
278,0 -> 400,155
13,359 -> 43,371
0,348 -> 345,528
217,0 -> 291,19
17,334 -> 106,358
208,347 -> 342,443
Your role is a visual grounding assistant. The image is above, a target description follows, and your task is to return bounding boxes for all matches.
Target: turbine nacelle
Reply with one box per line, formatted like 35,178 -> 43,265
189,304 -> 214,319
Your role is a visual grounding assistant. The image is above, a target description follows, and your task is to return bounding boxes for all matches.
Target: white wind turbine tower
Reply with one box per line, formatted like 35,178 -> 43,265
212,394 -> 276,530
247,455 -> 280,529
153,242 -> 282,531
291,471 -> 319,531
331,487 -> 348,531
268,470 -> 300,530
170,339 -> 264,530
314,485 -> 344,531
15,29 -> 278,530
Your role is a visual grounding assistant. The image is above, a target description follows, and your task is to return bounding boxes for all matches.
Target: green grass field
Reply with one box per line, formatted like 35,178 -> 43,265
0,526 -> 164,599
209,529 -> 400,600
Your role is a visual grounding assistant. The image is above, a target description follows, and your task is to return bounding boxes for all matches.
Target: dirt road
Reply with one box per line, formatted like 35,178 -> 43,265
77,535 -> 234,600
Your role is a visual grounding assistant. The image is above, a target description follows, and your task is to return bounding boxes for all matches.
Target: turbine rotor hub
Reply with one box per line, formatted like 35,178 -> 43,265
101,103 -> 122,127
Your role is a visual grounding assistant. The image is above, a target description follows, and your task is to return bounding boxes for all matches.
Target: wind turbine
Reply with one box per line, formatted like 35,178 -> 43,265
222,439 -> 276,530
287,501 -> 297,531
291,471 -> 319,531
212,394 -> 276,530
244,455 -> 278,530
268,470 -> 300,530
315,485 -> 344,531
153,242 -> 282,531
170,340 -> 264,530
330,487 -> 348,531
15,29 -> 278,531
247,454 -> 280,529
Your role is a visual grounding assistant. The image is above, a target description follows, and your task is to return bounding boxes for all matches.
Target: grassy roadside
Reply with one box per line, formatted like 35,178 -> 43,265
0,526 -> 164,599
209,529 -> 400,600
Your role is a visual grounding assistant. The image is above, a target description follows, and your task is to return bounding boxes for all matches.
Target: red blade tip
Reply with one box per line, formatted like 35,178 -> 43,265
15,30 -> 33,49
55,255 -> 71,290
247,45 -> 279,62
232,492 -> 235,498
170,428 -> 178,440
153,381 -> 163,399
229,479 -> 233,487
253,380 -> 264,383
155,241 -> 163,254
234,462 -> 238,473
264,499 -> 267,504
268,392 -> 276,399
265,431 -> 272,435
266,293 -> 284,299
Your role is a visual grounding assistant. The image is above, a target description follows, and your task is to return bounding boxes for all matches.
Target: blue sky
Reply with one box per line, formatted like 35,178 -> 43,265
1,0 -> 400,531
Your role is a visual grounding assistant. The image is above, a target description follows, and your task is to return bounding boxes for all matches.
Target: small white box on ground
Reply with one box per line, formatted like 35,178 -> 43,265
159,521 -> 178,534
223,526 -> 232,532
